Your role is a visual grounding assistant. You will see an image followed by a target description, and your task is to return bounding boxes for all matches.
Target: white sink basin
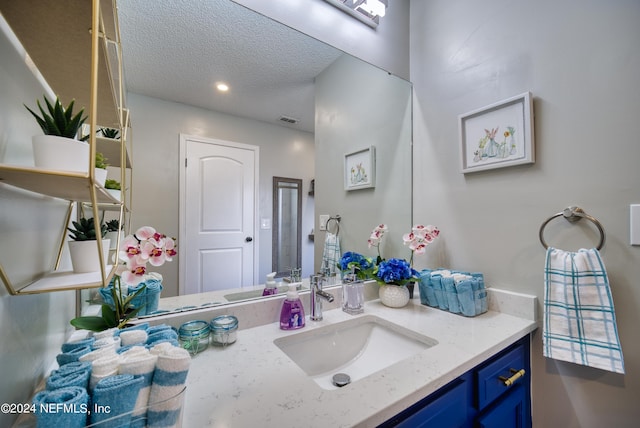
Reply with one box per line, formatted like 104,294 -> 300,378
274,315 -> 438,390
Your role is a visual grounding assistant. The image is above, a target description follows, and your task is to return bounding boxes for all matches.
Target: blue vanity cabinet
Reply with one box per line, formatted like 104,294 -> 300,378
379,335 -> 531,428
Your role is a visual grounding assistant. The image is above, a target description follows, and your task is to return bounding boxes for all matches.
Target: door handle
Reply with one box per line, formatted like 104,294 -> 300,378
245,237 -> 253,242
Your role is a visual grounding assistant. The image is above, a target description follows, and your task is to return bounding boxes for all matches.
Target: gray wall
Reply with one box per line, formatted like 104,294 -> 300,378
410,0 -> 640,426
233,0 -> 410,80
315,55 -> 413,270
127,93 -> 315,295
0,17 -> 76,427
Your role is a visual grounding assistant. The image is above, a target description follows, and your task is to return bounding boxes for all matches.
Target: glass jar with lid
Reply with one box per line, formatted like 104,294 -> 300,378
178,320 -> 210,356
210,315 -> 238,346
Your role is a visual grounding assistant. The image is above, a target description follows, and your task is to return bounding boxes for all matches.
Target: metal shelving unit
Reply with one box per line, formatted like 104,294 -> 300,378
0,0 -> 131,295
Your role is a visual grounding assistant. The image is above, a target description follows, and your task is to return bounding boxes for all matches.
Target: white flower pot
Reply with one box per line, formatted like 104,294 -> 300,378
95,168 -> 108,186
105,231 -> 121,250
32,135 -> 89,173
106,189 -> 121,201
379,284 -> 410,308
68,239 -> 110,273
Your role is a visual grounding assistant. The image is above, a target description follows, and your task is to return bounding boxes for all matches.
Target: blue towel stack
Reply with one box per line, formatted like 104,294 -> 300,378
417,269 -> 488,317
32,386 -> 89,428
90,374 -> 144,427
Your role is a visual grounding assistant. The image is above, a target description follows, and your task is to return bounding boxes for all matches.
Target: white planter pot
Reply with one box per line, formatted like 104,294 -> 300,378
95,168 -> 108,186
105,231 -> 121,250
68,239 -> 110,273
379,284 -> 410,308
32,135 -> 89,173
106,189 -> 121,201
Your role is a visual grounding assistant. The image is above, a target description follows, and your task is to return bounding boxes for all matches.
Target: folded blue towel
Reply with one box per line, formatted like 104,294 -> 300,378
119,348 -> 159,428
454,279 -> 476,317
33,386 -> 88,428
146,324 -> 173,335
61,337 -> 95,353
442,276 -> 460,313
418,269 -> 437,307
46,361 -> 92,391
56,346 -> 91,366
118,323 -> 150,335
147,347 -> 191,428
143,279 -> 163,315
430,274 -> 448,310
90,374 -> 144,427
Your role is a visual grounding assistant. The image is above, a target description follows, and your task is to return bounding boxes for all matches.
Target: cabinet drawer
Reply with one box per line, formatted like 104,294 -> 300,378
476,344 -> 527,411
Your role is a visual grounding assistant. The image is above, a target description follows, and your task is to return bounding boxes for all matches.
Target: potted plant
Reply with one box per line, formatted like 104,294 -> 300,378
24,95 -> 90,173
67,217 -> 110,273
105,219 -> 122,250
70,226 -> 177,331
99,127 -> 120,139
104,178 -> 121,200
95,152 -> 108,186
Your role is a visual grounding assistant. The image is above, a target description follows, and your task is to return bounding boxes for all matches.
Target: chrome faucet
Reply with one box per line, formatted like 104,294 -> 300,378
310,274 -> 334,321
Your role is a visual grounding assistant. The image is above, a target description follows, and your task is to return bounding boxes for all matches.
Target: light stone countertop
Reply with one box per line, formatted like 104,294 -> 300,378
181,294 -> 538,428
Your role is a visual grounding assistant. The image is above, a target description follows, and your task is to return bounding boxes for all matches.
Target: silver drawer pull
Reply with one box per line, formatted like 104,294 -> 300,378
499,368 -> 525,387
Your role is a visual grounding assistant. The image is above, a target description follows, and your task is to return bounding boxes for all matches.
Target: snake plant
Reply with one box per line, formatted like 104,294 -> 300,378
24,95 -> 89,141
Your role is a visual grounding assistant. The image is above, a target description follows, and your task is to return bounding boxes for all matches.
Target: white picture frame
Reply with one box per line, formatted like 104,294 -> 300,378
344,146 -> 376,191
459,92 -> 535,173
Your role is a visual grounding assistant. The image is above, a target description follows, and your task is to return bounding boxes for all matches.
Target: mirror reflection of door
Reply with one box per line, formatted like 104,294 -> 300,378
273,177 -> 302,274
180,135 -> 258,294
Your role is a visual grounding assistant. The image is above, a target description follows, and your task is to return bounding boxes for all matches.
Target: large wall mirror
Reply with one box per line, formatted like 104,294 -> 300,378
112,0 -> 412,314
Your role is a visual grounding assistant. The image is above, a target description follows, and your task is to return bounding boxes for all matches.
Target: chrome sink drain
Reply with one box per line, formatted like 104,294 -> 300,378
332,373 -> 351,387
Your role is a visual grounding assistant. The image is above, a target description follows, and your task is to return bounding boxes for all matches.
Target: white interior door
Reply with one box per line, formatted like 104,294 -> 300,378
179,135 -> 258,294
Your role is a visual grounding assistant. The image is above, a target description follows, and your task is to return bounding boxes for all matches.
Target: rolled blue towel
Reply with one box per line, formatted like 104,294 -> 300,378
56,346 -> 91,366
442,276 -> 460,313
146,328 -> 178,346
146,324 -> 173,335
46,361 -> 91,391
143,279 -> 163,315
61,337 -> 95,353
455,279 -> 476,317
146,338 -> 180,349
147,346 -> 191,428
90,374 -> 144,427
32,386 -> 88,428
127,283 -> 149,316
417,269 -> 437,307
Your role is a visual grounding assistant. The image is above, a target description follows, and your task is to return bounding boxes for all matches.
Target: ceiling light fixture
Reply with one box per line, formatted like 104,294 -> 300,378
322,0 -> 388,29
216,82 -> 229,92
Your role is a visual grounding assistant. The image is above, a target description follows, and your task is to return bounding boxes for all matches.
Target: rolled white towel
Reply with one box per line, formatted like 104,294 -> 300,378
119,347 -> 158,425
93,327 -> 119,340
90,354 -> 121,391
147,346 -> 191,428
79,346 -> 116,363
93,335 -> 121,351
120,329 -> 148,347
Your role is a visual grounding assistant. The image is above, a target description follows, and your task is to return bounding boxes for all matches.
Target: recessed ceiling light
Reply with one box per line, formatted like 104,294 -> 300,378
216,82 -> 229,92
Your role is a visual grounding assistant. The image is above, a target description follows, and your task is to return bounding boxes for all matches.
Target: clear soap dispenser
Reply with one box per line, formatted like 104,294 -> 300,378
280,284 -> 305,330
342,267 -> 364,315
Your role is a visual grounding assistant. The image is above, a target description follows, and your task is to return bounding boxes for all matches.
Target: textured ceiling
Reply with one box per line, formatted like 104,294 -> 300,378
117,0 -> 343,132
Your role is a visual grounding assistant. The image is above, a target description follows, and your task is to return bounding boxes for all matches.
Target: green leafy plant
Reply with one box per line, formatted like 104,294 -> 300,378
104,179 -> 121,190
105,219 -> 122,232
99,127 -> 120,139
67,217 -> 107,241
95,152 -> 108,169
24,96 -> 89,141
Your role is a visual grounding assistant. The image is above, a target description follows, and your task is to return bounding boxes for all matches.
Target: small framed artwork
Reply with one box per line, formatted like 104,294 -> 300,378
344,146 -> 376,191
459,92 -> 534,174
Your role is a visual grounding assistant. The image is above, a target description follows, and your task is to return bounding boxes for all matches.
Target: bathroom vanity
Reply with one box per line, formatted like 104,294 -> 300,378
162,288 -> 537,427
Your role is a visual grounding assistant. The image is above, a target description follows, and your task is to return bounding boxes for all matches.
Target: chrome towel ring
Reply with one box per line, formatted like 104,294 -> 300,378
325,215 -> 341,235
539,206 -> 605,250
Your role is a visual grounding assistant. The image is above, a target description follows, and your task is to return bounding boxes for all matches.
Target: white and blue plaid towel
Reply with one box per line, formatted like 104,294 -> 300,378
322,231 -> 341,275
543,247 -> 624,374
